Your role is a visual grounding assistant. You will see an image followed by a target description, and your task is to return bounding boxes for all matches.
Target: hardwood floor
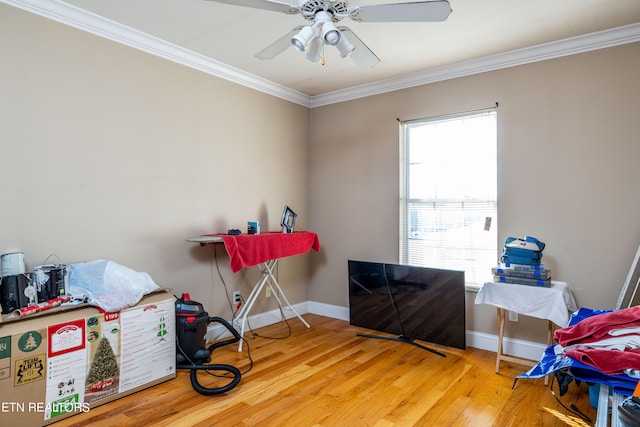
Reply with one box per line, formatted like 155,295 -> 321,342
55,314 -> 596,427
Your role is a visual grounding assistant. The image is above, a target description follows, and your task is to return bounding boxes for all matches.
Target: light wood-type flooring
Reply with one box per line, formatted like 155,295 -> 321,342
55,314 -> 597,427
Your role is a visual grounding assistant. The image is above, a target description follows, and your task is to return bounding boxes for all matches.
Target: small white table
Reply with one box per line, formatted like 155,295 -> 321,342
475,281 -> 578,375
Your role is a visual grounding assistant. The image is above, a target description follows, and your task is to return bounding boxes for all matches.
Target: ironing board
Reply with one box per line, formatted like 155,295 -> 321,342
187,231 -> 320,351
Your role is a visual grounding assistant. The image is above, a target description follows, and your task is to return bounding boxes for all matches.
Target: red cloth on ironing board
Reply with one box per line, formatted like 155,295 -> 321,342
554,305 -> 640,346
206,232 -> 320,273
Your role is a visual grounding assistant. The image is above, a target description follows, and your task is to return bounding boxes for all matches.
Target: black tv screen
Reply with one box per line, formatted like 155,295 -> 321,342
348,260 -> 466,350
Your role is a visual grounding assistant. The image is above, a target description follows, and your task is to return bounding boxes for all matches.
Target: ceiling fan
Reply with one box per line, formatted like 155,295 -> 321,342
206,0 -> 452,68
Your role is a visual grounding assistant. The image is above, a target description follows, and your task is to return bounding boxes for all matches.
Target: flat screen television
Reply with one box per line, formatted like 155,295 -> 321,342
348,260 -> 466,351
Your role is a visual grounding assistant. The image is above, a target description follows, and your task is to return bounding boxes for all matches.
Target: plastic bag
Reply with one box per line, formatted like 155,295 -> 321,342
68,260 -> 159,312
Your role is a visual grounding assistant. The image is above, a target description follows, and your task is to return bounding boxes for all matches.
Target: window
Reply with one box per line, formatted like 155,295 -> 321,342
399,109 -> 497,289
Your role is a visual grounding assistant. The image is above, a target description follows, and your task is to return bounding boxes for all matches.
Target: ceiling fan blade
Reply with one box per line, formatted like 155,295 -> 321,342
255,26 -> 303,59
338,27 -> 380,69
206,0 -> 299,14
349,0 -> 451,22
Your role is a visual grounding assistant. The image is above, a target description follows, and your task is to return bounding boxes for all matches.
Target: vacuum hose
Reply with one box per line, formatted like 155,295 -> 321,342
206,316 -> 241,351
176,316 -> 243,396
187,363 -> 241,396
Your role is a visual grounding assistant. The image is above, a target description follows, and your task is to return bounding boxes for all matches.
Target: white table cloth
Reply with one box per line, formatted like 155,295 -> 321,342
475,280 -> 578,327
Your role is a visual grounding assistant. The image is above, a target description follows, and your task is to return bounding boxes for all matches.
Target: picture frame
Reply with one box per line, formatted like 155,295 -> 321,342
281,205 -> 297,233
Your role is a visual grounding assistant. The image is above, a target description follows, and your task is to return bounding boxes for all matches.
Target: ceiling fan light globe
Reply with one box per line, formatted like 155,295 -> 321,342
306,37 -> 323,62
291,25 -> 315,52
321,22 -> 341,46
324,30 -> 340,46
291,38 -> 306,52
336,35 -> 355,58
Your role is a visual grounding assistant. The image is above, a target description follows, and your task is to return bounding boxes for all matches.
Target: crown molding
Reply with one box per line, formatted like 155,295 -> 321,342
310,22 -> 640,107
3,0 -> 311,107
5,0 -> 640,109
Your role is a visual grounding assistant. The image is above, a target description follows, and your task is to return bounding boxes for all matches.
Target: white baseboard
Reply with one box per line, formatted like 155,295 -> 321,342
465,330 -> 547,361
205,301 -> 311,342
307,301 -> 350,321
206,300 -> 548,363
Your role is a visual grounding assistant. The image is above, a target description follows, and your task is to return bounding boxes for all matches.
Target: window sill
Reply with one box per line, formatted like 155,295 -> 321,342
465,284 -> 482,293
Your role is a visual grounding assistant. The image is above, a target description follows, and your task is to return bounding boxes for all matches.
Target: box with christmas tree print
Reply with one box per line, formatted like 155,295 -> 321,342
0,289 -> 175,426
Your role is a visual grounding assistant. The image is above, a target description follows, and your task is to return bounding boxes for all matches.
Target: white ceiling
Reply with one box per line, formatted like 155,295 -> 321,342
7,0 -> 640,105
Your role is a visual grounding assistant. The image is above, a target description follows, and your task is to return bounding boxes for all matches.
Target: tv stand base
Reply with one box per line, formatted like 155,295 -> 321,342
356,333 -> 446,357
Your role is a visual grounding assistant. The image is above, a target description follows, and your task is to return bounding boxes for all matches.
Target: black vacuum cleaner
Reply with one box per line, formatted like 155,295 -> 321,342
175,293 -> 242,395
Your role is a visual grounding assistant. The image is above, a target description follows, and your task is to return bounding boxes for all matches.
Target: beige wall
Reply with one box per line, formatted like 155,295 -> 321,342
309,42 -> 640,343
0,5 -> 311,318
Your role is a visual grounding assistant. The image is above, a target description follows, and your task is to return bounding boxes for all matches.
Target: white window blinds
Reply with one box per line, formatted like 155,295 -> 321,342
399,110 -> 497,288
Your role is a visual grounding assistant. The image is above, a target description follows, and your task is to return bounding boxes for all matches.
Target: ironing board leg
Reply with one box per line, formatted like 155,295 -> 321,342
234,263 -> 271,352
262,259 -> 310,330
234,259 -> 310,352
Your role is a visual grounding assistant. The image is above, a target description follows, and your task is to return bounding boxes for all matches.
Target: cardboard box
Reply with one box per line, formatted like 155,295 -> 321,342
0,290 -> 176,426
